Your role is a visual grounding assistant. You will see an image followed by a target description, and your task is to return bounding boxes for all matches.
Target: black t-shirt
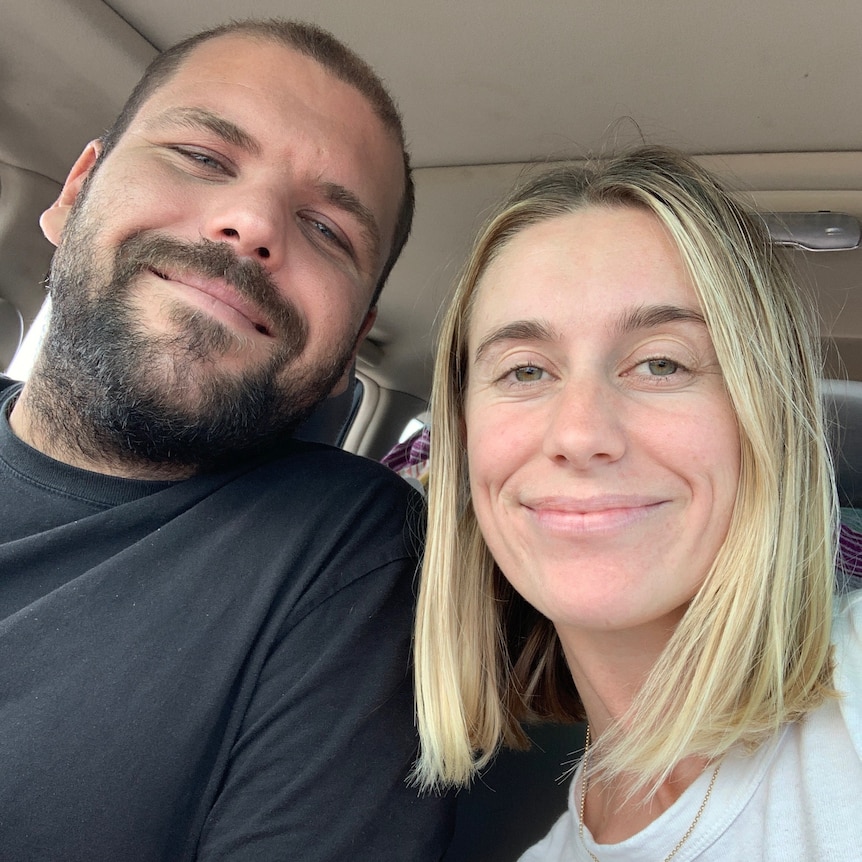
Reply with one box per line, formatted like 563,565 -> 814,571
0,377 -> 452,860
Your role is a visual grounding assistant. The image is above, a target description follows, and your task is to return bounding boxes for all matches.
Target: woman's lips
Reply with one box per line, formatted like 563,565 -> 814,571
522,496 -> 669,534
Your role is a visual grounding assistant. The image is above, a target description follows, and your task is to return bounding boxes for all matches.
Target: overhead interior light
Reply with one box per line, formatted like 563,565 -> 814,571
761,212 -> 861,251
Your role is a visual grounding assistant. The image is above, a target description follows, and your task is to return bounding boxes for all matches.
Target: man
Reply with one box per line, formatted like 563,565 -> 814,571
0,19 -> 452,861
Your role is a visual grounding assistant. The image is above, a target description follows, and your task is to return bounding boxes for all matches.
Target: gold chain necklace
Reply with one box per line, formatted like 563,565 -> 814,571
577,725 -> 720,862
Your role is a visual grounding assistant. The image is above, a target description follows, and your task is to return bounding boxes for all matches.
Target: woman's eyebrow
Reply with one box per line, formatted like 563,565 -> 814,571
614,304 -> 706,335
474,319 -> 557,362
144,107 -> 261,156
473,306 -> 707,364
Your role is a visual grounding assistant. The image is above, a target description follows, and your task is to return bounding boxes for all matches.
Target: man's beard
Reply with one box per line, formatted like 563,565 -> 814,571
29,209 -> 358,474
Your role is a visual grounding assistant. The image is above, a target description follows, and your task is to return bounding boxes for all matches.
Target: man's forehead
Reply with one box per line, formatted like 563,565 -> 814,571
130,33 -> 398,162
152,34 -> 340,101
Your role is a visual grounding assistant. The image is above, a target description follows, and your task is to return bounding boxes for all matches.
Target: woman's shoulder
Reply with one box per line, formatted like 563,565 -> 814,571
833,588 -> 862,642
833,589 -> 862,672
833,590 -> 862,750
515,809 -> 576,862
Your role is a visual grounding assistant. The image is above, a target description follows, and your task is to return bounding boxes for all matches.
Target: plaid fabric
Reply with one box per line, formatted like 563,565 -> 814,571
840,523 -> 862,578
381,426 -> 430,480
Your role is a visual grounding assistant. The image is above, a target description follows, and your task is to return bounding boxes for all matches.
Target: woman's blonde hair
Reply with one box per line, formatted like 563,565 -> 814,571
413,145 -> 837,793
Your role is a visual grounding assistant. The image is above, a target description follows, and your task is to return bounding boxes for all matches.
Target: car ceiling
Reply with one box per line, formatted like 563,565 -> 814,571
2,0 -> 861,406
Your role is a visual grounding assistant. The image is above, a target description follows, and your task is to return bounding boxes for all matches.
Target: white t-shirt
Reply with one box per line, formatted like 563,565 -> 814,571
519,591 -> 862,862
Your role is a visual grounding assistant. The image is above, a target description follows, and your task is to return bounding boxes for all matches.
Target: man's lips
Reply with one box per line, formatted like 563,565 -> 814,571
149,267 -> 273,336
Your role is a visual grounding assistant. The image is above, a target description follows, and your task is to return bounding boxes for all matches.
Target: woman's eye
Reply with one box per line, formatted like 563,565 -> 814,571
511,365 -> 544,383
644,358 -> 679,377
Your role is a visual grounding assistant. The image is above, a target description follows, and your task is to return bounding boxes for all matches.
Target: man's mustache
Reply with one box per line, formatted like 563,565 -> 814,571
111,233 -> 307,347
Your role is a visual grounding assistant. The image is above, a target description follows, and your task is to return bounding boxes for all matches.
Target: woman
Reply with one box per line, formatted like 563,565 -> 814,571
414,146 -> 862,859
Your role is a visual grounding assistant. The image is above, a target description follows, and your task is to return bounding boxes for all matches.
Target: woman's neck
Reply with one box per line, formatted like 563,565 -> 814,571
557,618 -> 712,843
581,747 -> 712,844
559,619 -> 675,735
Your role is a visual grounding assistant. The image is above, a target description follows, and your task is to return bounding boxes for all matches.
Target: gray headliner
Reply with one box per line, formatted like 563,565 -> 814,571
2,0 -> 861,421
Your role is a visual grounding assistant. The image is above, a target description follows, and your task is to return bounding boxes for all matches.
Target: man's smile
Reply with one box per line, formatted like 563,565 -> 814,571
149,266 -> 274,337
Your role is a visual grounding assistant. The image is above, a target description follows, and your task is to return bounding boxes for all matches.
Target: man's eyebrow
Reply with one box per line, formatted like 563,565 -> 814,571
319,181 -> 382,264
615,304 -> 706,335
145,107 -> 261,156
474,320 -> 557,362
145,111 -> 382,264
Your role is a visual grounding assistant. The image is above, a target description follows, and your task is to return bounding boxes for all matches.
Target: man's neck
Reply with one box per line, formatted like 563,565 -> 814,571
8,381 -> 196,481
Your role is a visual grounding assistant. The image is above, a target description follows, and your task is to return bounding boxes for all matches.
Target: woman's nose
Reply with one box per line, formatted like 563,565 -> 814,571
541,377 -> 627,468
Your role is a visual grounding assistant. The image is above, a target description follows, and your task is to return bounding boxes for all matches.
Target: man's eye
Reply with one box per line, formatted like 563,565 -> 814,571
310,220 -> 340,244
302,215 -> 351,254
173,148 -> 225,171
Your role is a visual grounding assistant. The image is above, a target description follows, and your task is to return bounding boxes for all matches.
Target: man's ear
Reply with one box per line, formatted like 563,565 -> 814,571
39,140 -> 103,246
329,307 -> 378,397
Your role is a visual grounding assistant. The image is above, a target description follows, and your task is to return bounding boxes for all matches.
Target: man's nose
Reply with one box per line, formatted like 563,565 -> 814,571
541,376 -> 627,469
201,187 -> 286,269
